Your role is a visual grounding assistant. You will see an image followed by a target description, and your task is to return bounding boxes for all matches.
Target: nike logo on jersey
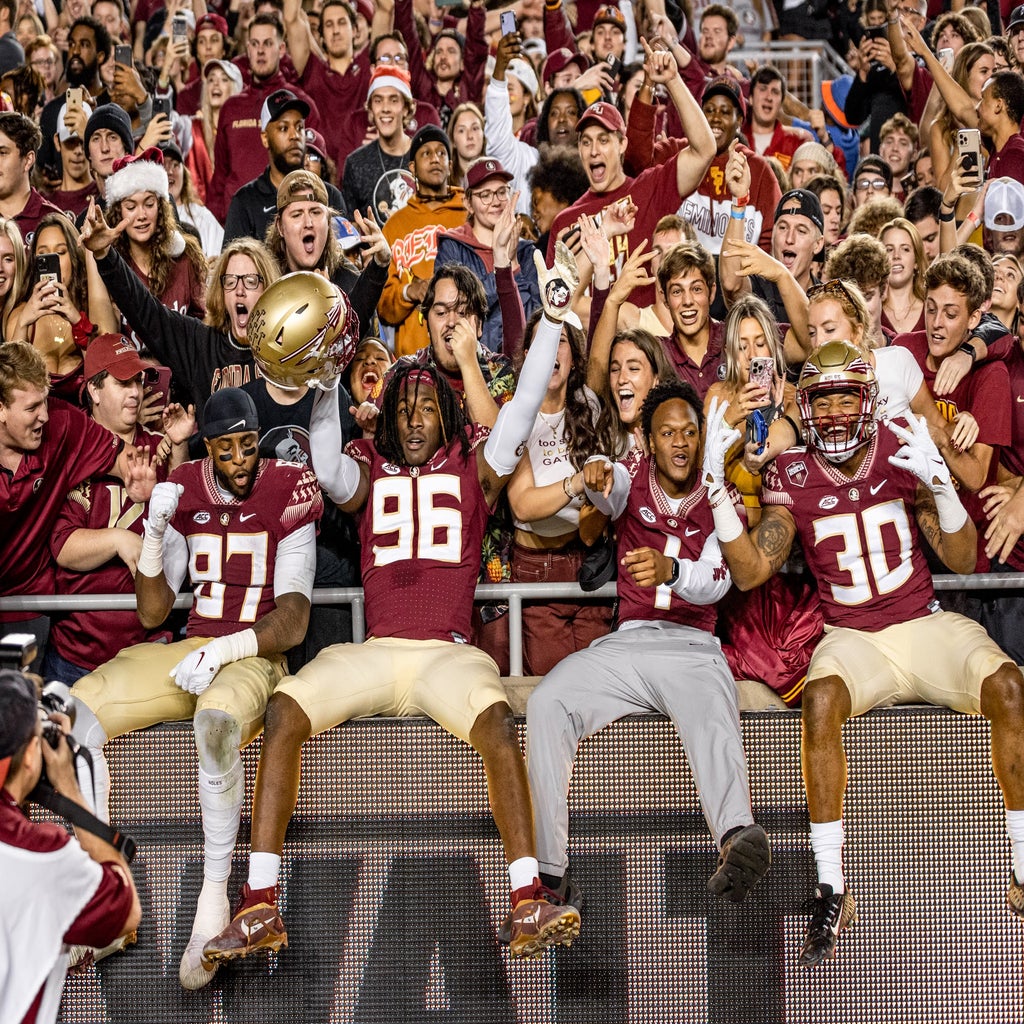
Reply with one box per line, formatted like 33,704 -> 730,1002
869,480 -> 887,495
239,512 -> 256,522
1017,396 -> 1024,403
685,526 -> 701,536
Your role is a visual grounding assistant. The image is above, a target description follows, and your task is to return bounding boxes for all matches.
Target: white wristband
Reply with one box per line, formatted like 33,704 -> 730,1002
933,479 -> 969,535
711,494 -> 744,544
137,523 -> 165,578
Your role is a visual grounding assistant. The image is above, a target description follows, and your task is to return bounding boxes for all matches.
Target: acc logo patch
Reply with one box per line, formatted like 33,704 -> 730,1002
818,495 -> 838,510
381,463 -> 401,475
193,511 -> 211,524
785,460 -> 808,487
639,506 -> 656,524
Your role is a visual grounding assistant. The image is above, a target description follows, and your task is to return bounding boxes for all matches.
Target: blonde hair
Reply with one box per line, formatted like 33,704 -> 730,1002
880,217 -> 928,302
205,238 -> 280,335
0,216 -> 26,336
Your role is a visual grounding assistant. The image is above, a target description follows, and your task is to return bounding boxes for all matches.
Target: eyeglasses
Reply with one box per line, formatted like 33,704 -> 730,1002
220,273 -> 263,289
375,52 -> 408,66
31,57 -> 56,68
855,178 -> 888,191
471,186 -> 510,204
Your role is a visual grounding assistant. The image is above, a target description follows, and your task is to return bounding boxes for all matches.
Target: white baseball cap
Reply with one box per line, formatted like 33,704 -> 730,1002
985,177 -> 1024,232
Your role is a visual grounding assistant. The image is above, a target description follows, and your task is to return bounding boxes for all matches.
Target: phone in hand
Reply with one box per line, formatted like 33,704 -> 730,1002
748,356 -> 774,393
957,128 -> 982,179
145,365 -> 172,408
862,24 -> 886,41
65,86 -> 84,114
36,252 -> 61,285
938,47 -> 954,71
745,408 -> 769,456
604,52 -> 622,78
114,44 -> 133,67
153,95 -> 172,119
172,14 -> 188,42
500,10 -> 517,36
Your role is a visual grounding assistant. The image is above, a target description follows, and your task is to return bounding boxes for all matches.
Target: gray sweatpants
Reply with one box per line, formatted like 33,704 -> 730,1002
526,624 -> 754,877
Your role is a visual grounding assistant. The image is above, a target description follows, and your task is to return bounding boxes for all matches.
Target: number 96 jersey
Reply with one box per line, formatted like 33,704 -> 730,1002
761,428 -> 935,632
347,426 -> 490,644
168,458 -> 323,638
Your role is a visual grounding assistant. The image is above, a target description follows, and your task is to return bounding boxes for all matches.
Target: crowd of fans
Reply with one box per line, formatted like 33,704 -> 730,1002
5,0 -> 1024,1006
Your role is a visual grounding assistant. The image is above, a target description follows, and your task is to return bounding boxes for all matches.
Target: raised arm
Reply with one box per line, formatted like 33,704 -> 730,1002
703,397 -> 798,589
887,417 -> 978,574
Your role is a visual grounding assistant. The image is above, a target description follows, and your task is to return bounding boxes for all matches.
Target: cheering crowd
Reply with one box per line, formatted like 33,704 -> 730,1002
3,0 -> 1024,1017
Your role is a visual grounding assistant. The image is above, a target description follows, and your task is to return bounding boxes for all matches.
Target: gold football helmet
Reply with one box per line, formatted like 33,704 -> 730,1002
248,271 -> 360,391
797,340 -> 878,463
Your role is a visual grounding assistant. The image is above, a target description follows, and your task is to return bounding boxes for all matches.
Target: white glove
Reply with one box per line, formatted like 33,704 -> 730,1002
146,482 -> 184,538
702,396 -> 741,501
169,629 -> 258,696
886,415 -> 950,488
886,416 -> 968,533
702,396 -> 745,543
534,240 -> 580,323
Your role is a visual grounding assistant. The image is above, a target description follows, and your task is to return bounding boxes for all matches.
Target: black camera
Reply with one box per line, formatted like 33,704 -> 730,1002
39,681 -> 75,752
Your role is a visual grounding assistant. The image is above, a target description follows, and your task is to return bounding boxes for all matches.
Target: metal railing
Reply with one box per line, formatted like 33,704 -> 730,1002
729,41 -> 852,110
1,573 -> 1020,677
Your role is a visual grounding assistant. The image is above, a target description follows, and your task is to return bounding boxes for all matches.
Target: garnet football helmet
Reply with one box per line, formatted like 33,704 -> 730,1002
797,340 -> 878,463
248,271 -> 360,391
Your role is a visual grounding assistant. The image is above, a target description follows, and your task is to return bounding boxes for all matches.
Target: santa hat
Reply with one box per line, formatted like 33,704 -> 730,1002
366,64 -> 412,101
105,147 -> 185,257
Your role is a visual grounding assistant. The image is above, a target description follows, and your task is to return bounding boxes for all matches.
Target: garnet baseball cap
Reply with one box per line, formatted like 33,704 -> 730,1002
195,12 -> 228,37
202,387 -> 260,439
260,88 -> 310,132
542,47 -> 588,84
576,100 -> 626,134
1008,4 -> 1024,31
465,156 -> 514,191
702,75 -> 746,118
304,127 -> 328,162
276,168 -> 329,210
84,334 -> 149,382
775,189 -> 825,233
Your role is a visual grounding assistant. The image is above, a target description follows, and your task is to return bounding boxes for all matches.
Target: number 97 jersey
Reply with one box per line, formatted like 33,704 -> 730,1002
761,428 -> 936,632
169,458 -> 324,639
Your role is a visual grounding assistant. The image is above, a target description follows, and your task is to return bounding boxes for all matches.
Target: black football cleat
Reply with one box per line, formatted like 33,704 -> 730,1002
798,885 -> 858,967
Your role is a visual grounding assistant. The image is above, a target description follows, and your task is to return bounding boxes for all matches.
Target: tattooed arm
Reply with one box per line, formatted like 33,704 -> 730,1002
719,504 -> 798,591
914,482 -> 977,575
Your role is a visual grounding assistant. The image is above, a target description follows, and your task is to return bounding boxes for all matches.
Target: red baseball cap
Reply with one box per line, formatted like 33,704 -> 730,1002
195,12 -> 228,37
542,47 -> 589,84
84,334 -> 149,382
465,157 -> 514,191
576,100 -> 626,134
352,0 -> 373,24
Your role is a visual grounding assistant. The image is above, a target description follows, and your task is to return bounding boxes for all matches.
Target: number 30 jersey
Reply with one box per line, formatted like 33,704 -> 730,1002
761,427 -> 935,632
168,458 -> 323,638
347,426 -> 490,643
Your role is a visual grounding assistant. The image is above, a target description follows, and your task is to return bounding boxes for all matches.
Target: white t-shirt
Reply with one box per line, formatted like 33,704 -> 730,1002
874,344 -> 925,422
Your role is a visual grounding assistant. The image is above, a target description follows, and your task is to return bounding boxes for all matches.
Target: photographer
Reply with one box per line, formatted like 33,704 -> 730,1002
0,668 -> 139,1024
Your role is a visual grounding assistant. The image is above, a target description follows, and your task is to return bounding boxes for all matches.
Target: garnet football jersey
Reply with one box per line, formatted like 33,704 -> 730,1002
613,450 -> 733,634
49,428 -> 169,669
168,458 -> 323,638
348,425 -> 490,643
762,427 -> 936,631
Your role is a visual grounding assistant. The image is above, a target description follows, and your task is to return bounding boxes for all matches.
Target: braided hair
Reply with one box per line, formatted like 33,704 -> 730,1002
375,361 -> 471,466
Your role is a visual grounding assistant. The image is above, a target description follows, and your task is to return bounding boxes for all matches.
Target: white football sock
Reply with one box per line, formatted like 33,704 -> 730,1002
809,819 -> 845,893
198,758 -> 244,883
249,852 -> 282,891
1006,809 -> 1024,884
70,700 -> 109,823
508,856 -> 540,892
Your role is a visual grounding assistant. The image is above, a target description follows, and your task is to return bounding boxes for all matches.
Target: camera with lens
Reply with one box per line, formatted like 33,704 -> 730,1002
0,633 -> 136,861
